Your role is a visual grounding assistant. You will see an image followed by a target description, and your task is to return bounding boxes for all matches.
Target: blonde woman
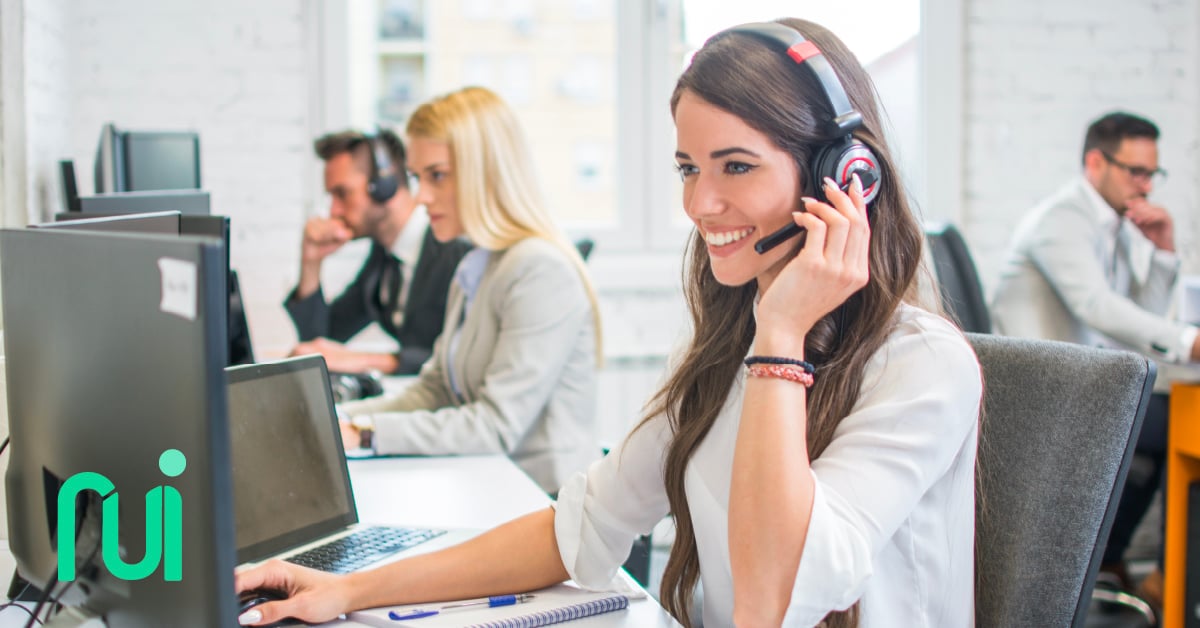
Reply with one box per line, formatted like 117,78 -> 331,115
337,86 -> 603,495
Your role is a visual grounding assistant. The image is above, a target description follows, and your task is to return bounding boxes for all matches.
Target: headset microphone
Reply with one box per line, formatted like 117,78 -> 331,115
754,169 -> 877,254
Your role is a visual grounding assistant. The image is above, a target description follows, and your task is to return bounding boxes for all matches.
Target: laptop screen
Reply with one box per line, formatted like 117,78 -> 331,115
226,356 -> 358,563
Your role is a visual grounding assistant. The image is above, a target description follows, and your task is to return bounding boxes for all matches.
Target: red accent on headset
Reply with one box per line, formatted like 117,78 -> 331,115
787,41 -> 822,64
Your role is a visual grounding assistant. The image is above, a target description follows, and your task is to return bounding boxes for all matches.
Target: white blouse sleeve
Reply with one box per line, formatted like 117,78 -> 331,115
784,321 -> 982,622
553,412 -> 674,589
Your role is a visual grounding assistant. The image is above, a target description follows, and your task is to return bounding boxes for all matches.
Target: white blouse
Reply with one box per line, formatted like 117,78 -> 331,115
554,305 -> 981,627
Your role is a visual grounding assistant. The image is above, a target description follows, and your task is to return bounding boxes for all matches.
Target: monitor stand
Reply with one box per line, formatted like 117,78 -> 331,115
7,569 -> 39,601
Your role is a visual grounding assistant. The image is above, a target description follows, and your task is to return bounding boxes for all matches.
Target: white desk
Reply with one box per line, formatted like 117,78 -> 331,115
1,456 -> 677,627
349,455 -> 545,530
341,456 -> 676,627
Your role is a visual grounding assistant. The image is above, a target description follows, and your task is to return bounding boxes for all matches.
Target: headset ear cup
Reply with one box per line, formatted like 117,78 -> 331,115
368,176 -> 399,204
365,129 -> 401,204
812,138 -> 882,206
810,143 -> 840,202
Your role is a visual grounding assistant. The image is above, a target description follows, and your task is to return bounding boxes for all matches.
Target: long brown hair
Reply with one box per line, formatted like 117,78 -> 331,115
644,18 -> 925,627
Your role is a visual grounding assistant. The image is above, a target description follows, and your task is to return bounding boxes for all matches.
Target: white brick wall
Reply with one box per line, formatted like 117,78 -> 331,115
95,0 -> 317,356
17,0 -> 321,356
962,0 -> 1200,295
23,0 -> 70,225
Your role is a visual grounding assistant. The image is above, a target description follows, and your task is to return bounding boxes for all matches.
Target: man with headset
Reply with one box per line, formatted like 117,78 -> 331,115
285,128 -> 471,375
992,111 -> 1198,610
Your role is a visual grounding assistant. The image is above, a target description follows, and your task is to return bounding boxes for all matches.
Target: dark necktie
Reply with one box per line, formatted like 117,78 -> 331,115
378,254 -> 405,330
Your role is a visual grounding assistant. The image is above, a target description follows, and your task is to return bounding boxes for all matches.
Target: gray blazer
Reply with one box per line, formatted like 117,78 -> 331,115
340,237 -> 599,493
990,177 -> 1189,362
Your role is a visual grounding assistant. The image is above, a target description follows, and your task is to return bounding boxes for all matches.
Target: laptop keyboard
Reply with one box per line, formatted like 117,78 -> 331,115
285,526 -> 447,574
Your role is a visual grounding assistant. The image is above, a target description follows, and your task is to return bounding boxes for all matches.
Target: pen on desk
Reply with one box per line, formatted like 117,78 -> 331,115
388,594 -> 536,621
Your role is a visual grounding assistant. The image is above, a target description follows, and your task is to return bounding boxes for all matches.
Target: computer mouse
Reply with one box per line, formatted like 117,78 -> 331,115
238,588 -> 301,627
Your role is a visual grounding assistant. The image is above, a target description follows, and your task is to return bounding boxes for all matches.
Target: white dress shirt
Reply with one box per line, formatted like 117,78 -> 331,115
991,176 -> 1197,364
1077,178 -> 1198,356
387,205 -> 430,311
554,305 -> 981,627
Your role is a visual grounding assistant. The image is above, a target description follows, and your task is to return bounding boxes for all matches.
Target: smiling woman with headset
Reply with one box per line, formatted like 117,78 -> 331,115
236,19 -> 981,628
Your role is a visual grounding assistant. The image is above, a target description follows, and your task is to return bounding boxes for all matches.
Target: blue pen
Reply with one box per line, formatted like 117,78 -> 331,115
388,594 -> 536,621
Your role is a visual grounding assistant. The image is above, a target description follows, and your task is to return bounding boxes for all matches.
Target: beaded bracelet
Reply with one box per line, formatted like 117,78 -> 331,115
746,363 -> 815,388
743,355 -> 815,374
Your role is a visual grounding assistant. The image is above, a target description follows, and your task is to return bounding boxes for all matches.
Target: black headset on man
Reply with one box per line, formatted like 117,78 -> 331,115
324,127 -> 400,402
717,22 -> 882,255
363,127 -> 402,205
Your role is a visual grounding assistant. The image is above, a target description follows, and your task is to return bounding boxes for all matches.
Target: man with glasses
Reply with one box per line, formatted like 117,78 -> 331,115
992,111 -> 1192,611
285,129 -> 472,375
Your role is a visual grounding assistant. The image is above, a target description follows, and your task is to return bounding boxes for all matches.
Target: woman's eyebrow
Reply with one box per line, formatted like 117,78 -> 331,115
710,147 -> 760,159
674,147 -> 762,160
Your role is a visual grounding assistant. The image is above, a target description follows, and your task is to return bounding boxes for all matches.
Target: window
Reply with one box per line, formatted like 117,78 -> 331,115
340,0 -> 922,254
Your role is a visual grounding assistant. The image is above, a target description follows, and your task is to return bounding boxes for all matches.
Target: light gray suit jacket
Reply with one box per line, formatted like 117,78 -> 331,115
340,237 -> 600,493
990,177 -> 1189,363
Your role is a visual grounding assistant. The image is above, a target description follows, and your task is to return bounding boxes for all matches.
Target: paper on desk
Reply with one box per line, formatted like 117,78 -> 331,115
346,578 -> 644,628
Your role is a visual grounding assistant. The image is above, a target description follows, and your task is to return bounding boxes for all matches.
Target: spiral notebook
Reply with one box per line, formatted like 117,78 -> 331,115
348,583 -> 633,628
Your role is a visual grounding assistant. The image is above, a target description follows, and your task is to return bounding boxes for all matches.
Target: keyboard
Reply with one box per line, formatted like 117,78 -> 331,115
285,525 -> 447,574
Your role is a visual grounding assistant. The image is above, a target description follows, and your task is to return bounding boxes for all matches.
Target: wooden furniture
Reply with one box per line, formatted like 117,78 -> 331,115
1165,383 -> 1200,627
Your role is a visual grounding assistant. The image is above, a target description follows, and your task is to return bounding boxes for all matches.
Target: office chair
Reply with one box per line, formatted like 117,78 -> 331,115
968,334 -> 1156,627
927,224 -> 992,333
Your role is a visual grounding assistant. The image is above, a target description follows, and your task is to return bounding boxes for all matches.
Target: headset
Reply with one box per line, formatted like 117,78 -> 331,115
719,23 -> 883,254
363,127 -> 401,204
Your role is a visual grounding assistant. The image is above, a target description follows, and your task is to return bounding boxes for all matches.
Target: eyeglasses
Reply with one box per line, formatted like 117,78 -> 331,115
1100,151 -> 1167,183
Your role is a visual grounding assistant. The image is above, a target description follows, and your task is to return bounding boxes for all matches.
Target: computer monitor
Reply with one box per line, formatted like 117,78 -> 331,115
77,190 -> 211,216
50,211 -> 255,366
94,123 -> 201,193
1,228 -> 237,626
177,216 -> 254,365
38,210 -> 181,235
123,131 -> 202,191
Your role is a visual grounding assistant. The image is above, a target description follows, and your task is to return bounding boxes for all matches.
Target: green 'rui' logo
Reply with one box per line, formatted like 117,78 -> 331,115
56,449 -> 186,582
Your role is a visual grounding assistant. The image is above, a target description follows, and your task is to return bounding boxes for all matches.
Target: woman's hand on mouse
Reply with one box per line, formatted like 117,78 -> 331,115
755,174 -> 870,353
235,560 -> 351,625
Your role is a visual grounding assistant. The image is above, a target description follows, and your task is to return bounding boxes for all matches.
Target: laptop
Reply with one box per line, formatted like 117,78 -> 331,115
226,355 -> 475,573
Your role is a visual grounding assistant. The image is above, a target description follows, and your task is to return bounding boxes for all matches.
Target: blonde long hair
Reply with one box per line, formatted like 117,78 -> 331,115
406,86 -> 603,361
